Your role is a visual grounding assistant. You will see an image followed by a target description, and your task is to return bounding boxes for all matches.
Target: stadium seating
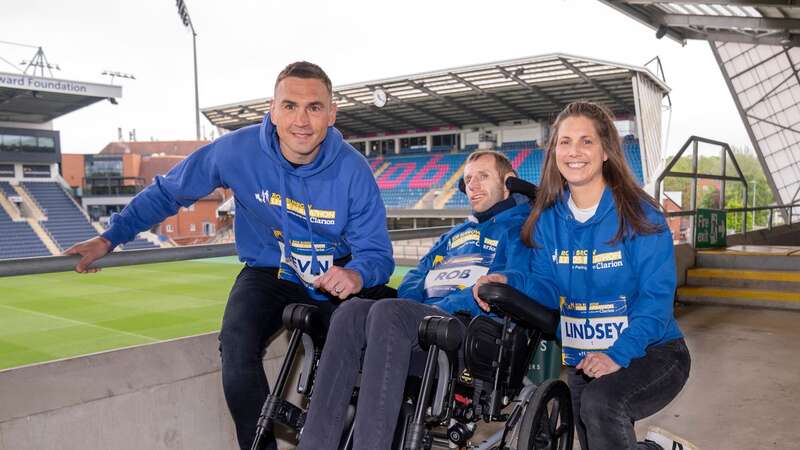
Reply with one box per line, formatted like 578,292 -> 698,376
121,238 -> 159,250
0,184 -> 51,259
370,153 -> 467,208
623,138 -> 645,186
0,181 -> 17,197
23,182 -> 100,251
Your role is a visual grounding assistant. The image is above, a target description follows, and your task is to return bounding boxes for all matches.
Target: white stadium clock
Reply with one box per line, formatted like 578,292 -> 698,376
372,88 -> 387,108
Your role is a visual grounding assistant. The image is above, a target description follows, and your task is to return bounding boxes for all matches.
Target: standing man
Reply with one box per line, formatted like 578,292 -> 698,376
64,61 -> 395,450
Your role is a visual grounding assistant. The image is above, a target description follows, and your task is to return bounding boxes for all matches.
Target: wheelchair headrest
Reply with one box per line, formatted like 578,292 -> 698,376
477,282 -> 559,336
458,176 -> 537,201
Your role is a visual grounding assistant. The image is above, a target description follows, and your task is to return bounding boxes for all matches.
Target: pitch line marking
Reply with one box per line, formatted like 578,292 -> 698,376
0,302 -> 160,343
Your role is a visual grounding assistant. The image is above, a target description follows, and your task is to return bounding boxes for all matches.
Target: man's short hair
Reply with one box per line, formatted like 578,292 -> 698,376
467,150 -> 516,178
275,61 -> 333,97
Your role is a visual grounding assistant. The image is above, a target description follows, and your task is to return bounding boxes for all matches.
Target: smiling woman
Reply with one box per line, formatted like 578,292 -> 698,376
474,101 -> 691,450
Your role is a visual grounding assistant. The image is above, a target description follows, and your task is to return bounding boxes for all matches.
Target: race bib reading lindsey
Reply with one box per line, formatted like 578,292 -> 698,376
560,296 -> 629,366
424,254 -> 490,299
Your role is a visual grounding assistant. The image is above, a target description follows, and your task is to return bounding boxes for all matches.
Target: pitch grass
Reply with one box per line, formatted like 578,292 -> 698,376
0,258 -> 413,371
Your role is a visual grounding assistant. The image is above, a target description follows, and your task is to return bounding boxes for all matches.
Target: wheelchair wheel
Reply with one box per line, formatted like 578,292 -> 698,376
516,379 -> 573,450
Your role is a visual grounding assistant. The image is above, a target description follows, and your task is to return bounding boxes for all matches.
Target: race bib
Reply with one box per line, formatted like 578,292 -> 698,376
560,296 -> 628,366
278,241 -> 334,286
424,254 -> 490,298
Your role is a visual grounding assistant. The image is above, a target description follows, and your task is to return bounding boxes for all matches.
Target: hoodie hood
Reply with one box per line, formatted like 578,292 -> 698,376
553,185 -> 616,227
258,112 -> 344,178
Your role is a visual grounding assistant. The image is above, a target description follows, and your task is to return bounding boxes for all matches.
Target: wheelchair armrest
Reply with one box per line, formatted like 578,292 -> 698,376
282,303 -> 328,344
477,282 -> 559,335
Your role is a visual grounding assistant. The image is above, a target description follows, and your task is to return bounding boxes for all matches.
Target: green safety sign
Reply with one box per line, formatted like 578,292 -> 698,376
695,208 -> 726,248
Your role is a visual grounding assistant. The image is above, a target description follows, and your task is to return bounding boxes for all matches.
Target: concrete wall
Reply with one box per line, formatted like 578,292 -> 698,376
0,331 -> 301,450
727,221 -> 800,246
0,242 -> 704,450
673,243 -> 696,287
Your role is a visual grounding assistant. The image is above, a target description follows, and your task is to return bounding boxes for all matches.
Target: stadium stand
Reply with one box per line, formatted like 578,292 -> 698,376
623,137 -> 645,186
22,182 -> 100,251
371,153 -> 468,208
0,182 -> 51,259
20,182 -> 158,253
0,181 -> 17,198
378,139 -> 642,209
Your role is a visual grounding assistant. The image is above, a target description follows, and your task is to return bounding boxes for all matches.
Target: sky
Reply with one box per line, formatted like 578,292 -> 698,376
1,0 -> 751,156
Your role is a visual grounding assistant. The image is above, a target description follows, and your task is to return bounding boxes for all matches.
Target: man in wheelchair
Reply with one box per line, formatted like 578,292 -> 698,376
292,150 -> 539,450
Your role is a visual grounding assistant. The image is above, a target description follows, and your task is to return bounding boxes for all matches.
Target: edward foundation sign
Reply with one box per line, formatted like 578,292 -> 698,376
0,71 -> 121,98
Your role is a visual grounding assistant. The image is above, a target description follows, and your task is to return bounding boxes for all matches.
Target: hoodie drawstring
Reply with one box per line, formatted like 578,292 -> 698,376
300,179 -> 321,275
278,169 -> 292,268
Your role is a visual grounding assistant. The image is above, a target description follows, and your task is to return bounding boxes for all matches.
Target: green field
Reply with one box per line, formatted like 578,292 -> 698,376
0,258 -> 412,371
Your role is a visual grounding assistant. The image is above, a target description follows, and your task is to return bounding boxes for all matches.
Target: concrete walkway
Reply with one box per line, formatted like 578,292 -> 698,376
634,303 -> 800,450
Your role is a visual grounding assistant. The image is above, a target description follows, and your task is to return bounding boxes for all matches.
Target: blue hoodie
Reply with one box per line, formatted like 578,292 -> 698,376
499,187 -> 683,368
102,114 -> 394,300
398,195 -> 530,317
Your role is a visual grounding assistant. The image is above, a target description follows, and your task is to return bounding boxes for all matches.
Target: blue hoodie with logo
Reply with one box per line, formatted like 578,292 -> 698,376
498,186 -> 682,368
398,195 -> 531,317
102,114 -> 394,300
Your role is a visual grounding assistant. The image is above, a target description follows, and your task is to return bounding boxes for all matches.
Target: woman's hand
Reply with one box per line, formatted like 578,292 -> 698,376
471,273 -> 508,312
576,352 -> 621,378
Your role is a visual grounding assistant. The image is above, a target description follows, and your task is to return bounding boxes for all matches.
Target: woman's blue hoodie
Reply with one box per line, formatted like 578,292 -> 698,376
102,114 -> 394,300
499,187 -> 683,368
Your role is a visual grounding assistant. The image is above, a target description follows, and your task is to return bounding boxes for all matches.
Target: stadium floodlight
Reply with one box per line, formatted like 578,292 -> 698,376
655,25 -> 668,40
101,70 -> 137,85
174,0 -> 201,140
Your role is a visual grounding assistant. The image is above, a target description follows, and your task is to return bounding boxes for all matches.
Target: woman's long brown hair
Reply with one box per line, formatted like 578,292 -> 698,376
521,102 -> 662,247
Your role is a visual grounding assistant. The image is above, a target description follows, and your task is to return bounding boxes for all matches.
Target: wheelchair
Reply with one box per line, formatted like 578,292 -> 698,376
250,282 -> 574,450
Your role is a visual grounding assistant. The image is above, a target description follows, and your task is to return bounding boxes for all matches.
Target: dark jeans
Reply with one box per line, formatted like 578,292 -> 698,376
219,266 -> 395,450
568,338 -> 691,450
297,298 -> 455,450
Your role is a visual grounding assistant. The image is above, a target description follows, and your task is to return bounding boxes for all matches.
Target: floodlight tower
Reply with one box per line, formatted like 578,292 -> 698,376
175,0 -> 201,140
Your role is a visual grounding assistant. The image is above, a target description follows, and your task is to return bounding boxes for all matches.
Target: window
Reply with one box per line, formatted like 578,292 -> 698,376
189,223 -> 196,232
85,157 -> 123,177
166,224 -> 174,233
0,130 -> 59,153
203,222 -> 215,236
22,165 -> 50,178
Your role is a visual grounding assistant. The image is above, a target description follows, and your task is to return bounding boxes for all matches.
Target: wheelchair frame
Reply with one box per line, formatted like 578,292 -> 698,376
251,283 -> 573,450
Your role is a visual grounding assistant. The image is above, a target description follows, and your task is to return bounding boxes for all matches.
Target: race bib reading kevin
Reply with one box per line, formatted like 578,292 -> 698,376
277,240 -> 334,287
560,296 -> 628,366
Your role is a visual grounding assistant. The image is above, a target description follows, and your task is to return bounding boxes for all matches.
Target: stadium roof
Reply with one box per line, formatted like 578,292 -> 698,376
202,53 -> 670,137
598,2 -> 800,206
597,1 -> 800,47
0,71 -> 121,124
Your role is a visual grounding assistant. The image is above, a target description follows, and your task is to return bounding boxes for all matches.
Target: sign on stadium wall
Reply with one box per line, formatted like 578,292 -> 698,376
0,72 -> 121,99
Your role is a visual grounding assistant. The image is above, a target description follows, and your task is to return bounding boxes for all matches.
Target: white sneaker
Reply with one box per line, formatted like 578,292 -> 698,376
643,426 -> 699,450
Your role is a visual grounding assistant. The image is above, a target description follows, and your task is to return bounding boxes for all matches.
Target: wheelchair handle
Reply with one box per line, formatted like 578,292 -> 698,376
477,282 -> 559,335
281,303 -> 327,343
418,315 -> 465,353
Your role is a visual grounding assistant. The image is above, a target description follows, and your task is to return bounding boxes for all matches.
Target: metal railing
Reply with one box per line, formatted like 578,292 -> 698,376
666,203 -> 800,245
0,226 -> 451,278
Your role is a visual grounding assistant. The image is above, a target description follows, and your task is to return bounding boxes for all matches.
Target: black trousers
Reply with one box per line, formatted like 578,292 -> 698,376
568,338 -> 691,450
218,266 -> 396,450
